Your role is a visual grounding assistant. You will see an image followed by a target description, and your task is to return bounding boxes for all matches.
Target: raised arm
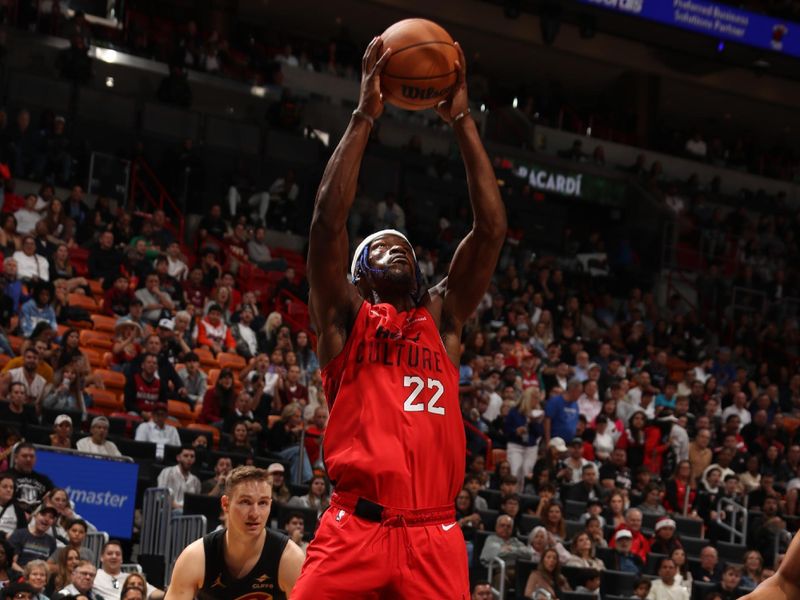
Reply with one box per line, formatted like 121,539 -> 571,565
435,43 -> 507,328
308,37 -> 391,367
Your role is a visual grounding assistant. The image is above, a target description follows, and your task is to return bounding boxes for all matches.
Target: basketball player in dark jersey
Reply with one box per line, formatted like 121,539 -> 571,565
165,466 -> 303,600
291,36 -> 506,598
741,529 -> 800,600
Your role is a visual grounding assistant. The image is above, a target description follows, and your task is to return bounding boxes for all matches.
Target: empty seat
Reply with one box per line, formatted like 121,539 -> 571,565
86,388 -> 123,413
600,570 -> 636,597
565,500 -> 586,520
717,540 -> 747,564
183,493 -> 220,531
217,352 -> 246,371
477,509 -> 499,531
94,369 -> 126,392
681,536 -> 709,558
91,314 -> 116,333
673,515 -> 703,538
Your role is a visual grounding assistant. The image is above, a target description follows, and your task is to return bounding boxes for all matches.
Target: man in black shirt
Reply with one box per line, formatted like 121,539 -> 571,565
9,443 -> 53,514
0,382 -> 38,432
566,463 -> 603,503
599,448 -> 633,493
87,231 -> 123,289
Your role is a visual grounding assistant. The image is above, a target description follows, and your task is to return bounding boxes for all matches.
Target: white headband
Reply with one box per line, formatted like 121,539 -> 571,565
350,229 -> 417,279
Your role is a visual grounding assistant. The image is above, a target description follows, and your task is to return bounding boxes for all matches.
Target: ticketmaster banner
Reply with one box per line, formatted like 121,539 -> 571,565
35,448 -> 139,539
580,0 -> 799,59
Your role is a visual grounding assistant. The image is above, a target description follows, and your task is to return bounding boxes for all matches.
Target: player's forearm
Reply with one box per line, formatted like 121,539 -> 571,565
311,117 -> 371,232
453,116 -> 506,239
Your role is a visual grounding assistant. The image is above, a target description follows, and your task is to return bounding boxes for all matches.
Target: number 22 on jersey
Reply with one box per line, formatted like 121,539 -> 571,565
402,375 -> 445,415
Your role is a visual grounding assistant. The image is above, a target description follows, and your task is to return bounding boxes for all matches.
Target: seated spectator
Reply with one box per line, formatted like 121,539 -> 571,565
267,463 -> 291,504
176,353 -> 206,408
13,236 -> 49,283
246,227 -> 288,272
134,403 -> 180,460
685,131 -> 708,159
14,194 -> 41,236
637,482 -> 667,516
8,506 -> 58,569
713,565 -> 744,600
0,382 -> 39,431
692,545 -> 723,583
0,475 -> 27,538
201,457 -> 232,497
87,232 -> 122,289
118,300 -> 149,336
303,406 -> 327,468
222,392 -> 263,439
575,569 -> 602,597
123,353 -> 167,416
648,557 -> 690,600
197,304 -> 235,355
566,463 -> 603,504
93,540 -> 162,600
267,402 -> 312,484
103,275 -> 134,318
231,306 -> 258,360
75,417 -> 121,457
182,267 -> 209,310
199,368 -> 235,426
172,311 -> 196,355
523,547 -> 571,598
42,365 -> 87,414
222,421 -> 256,458
527,526 -> 570,565
9,444 -> 54,514
609,529 -> 643,575
47,547 -> 80,597
110,320 -> 143,371
156,446 -> 201,513
287,474 -> 330,519
649,517 -> 682,555
455,488 -> 483,535
23,559 -> 49,600
610,508 -> 648,562
54,559 -> 98,600
48,518 -> 94,566
740,550 -> 763,589
480,514 -> 532,586
165,242 -> 188,281
566,531 -> 605,570
283,513 -> 308,556
135,273 -> 175,325
275,365 -> 308,409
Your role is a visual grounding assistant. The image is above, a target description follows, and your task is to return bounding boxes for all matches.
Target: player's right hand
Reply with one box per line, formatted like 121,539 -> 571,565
357,36 -> 392,121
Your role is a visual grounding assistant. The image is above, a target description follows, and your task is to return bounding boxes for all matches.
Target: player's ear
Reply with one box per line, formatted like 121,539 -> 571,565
221,494 -> 229,512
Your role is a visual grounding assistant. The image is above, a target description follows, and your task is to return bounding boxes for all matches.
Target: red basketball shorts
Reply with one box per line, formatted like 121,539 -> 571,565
290,492 -> 469,599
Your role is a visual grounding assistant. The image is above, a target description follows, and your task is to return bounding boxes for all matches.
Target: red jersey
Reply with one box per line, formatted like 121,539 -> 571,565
321,301 -> 464,509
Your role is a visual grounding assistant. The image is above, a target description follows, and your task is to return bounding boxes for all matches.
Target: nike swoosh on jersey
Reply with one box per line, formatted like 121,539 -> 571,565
441,522 -> 458,531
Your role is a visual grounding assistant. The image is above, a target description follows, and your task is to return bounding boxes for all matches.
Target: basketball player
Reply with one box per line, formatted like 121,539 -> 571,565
291,36 -> 506,598
741,530 -> 800,600
164,466 -> 304,600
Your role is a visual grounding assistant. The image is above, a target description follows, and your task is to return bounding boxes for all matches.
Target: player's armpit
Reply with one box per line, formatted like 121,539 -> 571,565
278,539 -> 305,595
164,539 -> 204,600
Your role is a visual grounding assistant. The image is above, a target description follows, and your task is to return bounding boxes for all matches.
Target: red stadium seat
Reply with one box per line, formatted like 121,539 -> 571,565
91,314 -> 116,333
87,388 -> 124,413
79,330 -> 113,351
94,369 -> 126,392
69,293 -> 99,314
186,423 -> 220,449
217,352 -> 246,372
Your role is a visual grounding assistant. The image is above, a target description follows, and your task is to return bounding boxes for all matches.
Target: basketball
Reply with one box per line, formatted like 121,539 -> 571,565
379,18 -> 459,111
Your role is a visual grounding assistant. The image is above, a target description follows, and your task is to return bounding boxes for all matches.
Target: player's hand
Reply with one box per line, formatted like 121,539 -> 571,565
357,36 -> 392,121
435,41 -> 468,125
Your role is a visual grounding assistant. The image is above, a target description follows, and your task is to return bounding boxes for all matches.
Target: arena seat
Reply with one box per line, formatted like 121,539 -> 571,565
491,448 -> 506,465
478,488 -> 501,510
69,293 -> 100,314
94,369 -> 126,392
186,423 -> 220,448
717,540 -> 747,564
195,347 -> 219,369
477,509 -> 499,531
691,581 -> 716,600
114,438 -> 157,459
183,493 -> 220,531
87,387 -> 124,413
565,500 -> 586,520
514,559 -> 537,599
600,570 -> 636,597
673,515 -> 703,538
595,546 -> 615,569
217,352 -> 246,371
83,348 -> 105,369
8,336 -> 23,354
519,514 -> 540,535
681,536 -> 708,558
80,330 -> 113,351
91,314 -> 116,333
645,552 -> 668,575
88,279 -> 104,298
273,503 -> 319,536
167,400 -> 199,425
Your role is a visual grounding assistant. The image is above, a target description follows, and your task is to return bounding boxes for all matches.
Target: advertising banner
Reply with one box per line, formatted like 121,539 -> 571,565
35,448 -> 139,539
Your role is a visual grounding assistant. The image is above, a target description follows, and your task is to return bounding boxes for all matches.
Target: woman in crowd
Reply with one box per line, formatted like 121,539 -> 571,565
670,547 -> 692,591
455,488 -> 483,534
739,455 -> 762,493
0,475 -> 27,537
24,559 -> 49,600
288,474 -> 331,518
54,329 -> 85,371
294,330 -> 319,385
740,550 -> 763,589
584,515 -> 608,549
266,402 -> 312,483
199,368 -> 236,425
636,482 -> 667,516
110,320 -> 143,371
49,415 -> 73,449
42,364 -> 87,413
172,310 -> 196,355
524,547 -> 571,599
504,387 -> 543,492
39,488 -> 94,544
566,531 -> 605,570
223,421 -> 256,457
593,415 -> 616,461
598,397 -> 624,443
649,517 -> 682,555
489,460 -> 512,490
262,312 -> 284,353
528,526 -> 571,565
120,573 -> 148,600
47,547 -> 80,596
0,539 -> 19,588
617,410 -> 647,471
605,490 -> 627,528
542,500 -> 567,543
0,214 -> 20,256
49,244 -> 87,293
204,286 -> 233,323
664,460 -> 697,514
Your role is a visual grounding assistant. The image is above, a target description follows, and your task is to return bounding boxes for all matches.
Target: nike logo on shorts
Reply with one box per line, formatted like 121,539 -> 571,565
441,522 -> 457,531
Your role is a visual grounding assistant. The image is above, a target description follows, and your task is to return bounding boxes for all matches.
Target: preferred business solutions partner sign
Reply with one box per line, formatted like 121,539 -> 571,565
35,448 -> 139,539
581,0 -> 799,60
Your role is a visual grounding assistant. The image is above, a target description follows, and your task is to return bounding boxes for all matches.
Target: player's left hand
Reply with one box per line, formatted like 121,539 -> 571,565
435,41 -> 469,125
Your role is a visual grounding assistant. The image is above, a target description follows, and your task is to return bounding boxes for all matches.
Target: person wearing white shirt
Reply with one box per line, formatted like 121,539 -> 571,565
75,417 -> 122,457
647,557 -> 690,600
93,541 -> 163,600
156,446 -> 201,511
13,237 -> 49,281
14,194 -> 42,235
134,404 -> 181,460
578,381 -> 602,423
165,242 -> 188,281
721,392 -> 751,431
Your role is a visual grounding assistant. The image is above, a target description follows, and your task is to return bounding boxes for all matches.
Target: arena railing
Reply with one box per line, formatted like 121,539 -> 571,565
715,497 -> 747,545
487,556 -> 507,600
83,531 -> 108,568
140,487 -> 171,557
165,514 -> 208,585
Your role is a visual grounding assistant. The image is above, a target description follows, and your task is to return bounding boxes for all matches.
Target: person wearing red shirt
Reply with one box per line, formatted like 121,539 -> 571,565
276,365 -> 308,409
197,304 -> 235,355
303,406 -> 328,466
609,508 -> 649,563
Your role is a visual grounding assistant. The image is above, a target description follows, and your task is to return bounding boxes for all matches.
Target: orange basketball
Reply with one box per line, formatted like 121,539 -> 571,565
379,19 -> 458,111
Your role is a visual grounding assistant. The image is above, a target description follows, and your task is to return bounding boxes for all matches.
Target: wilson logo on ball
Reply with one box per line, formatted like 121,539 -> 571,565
400,85 -> 454,101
